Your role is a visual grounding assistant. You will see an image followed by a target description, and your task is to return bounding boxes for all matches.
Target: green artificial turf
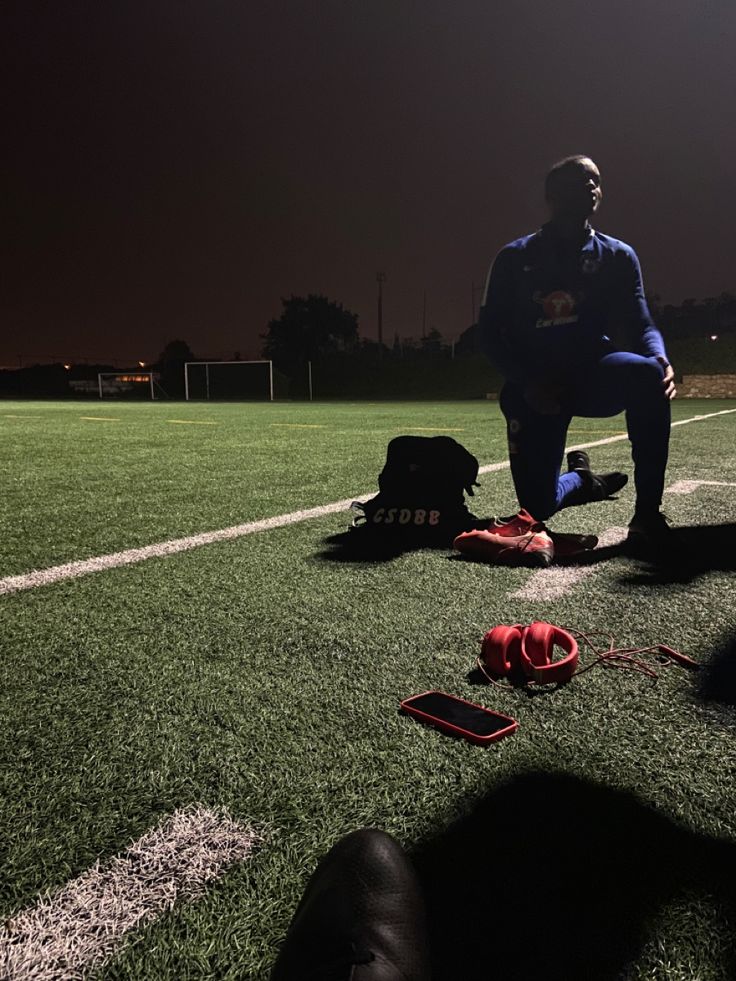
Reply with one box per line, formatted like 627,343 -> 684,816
1,398 -> 735,980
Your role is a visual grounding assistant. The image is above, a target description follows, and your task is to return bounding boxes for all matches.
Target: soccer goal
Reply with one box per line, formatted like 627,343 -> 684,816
98,372 -> 157,399
184,360 -> 274,401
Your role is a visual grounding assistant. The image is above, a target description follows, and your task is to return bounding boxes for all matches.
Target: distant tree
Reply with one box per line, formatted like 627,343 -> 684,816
157,339 -> 196,364
645,292 -> 662,314
355,337 -> 390,359
420,327 -> 447,356
157,339 -> 196,398
455,322 -> 481,356
261,295 -> 359,366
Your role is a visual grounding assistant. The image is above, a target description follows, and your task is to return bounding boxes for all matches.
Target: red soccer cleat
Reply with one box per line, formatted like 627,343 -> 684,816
455,509 -> 599,566
453,525 -> 555,568
489,509 -> 598,555
486,508 -> 543,537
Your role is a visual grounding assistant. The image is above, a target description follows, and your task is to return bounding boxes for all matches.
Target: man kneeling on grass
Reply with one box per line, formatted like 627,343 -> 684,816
478,154 -> 677,555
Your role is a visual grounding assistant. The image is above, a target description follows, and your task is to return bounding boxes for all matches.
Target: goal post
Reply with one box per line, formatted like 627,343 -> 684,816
98,371 -> 157,399
184,360 -> 274,401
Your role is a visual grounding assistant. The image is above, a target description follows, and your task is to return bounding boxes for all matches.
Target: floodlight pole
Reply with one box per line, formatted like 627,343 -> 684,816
376,272 -> 386,357
471,280 -> 484,325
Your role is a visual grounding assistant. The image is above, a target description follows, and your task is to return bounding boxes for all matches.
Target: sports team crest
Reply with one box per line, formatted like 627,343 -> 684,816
534,290 -> 580,328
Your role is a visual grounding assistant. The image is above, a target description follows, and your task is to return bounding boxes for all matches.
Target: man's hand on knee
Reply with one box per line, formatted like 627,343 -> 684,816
656,356 -> 677,400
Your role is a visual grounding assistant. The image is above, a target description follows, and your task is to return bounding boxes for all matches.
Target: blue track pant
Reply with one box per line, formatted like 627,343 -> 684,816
499,353 -> 671,521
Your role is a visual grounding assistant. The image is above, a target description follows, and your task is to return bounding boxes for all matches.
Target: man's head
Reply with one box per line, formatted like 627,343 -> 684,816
545,155 -> 602,222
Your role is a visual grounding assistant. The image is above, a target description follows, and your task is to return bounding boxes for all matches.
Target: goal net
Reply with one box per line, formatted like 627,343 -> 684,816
98,372 -> 157,399
184,361 -> 274,401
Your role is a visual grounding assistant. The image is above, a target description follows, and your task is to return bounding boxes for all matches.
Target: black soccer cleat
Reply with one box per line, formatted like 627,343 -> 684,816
585,470 -> 629,500
565,449 -> 628,504
566,449 -> 592,473
563,470 -> 629,507
625,509 -> 682,559
270,829 -> 430,981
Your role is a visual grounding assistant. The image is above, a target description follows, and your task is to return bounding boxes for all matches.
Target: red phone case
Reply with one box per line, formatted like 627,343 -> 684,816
400,690 -> 518,746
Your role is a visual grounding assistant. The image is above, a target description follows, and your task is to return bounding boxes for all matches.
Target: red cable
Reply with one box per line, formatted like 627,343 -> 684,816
562,626 -> 700,680
476,626 -> 699,689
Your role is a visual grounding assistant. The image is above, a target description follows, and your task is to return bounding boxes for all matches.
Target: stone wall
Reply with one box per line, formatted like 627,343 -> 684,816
677,374 -> 736,398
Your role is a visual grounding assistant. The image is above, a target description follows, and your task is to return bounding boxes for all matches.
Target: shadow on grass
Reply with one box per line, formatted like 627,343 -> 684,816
316,530 -> 455,564
315,522 -> 736,578
697,629 -> 736,709
556,523 -> 736,584
411,771 -> 736,981
465,665 -> 562,698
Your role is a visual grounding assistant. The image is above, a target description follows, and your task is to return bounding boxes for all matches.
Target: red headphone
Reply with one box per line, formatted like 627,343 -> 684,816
480,622 -> 579,685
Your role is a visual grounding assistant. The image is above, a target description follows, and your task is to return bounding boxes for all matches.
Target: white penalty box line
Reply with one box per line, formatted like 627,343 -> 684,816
0,807 -> 260,981
1,408 -> 734,598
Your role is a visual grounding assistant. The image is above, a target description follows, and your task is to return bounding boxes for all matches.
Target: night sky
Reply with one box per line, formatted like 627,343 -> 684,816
4,1 -> 736,367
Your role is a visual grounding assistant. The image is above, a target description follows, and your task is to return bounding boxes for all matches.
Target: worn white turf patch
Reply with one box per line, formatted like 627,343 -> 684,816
79,417 -> 120,422
271,423 -> 326,428
666,479 -> 736,495
510,527 -> 628,601
167,419 -> 218,425
0,807 -> 260,981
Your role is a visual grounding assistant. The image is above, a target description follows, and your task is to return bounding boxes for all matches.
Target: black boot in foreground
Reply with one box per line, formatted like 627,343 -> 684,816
270,829 -> 431,981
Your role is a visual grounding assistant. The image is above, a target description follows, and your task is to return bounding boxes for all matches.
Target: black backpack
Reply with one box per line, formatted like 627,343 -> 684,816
351,435 -> 480,545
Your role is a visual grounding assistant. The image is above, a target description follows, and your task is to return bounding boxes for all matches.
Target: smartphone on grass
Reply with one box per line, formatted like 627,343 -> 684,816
400,691 -> 518,746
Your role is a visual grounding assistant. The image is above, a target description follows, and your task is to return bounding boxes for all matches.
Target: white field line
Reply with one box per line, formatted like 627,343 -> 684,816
0,807 -> 260,981
510,527 -> 628,601
666,479 -> 736,495
167,419 -> 218,426
0,497 -> 366,596
567,429 -> 627,434
565,406 -> 736,455
1,407 -> 734,598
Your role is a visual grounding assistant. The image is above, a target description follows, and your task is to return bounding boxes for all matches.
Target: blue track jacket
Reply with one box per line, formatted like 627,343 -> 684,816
478,222 -> 667,384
